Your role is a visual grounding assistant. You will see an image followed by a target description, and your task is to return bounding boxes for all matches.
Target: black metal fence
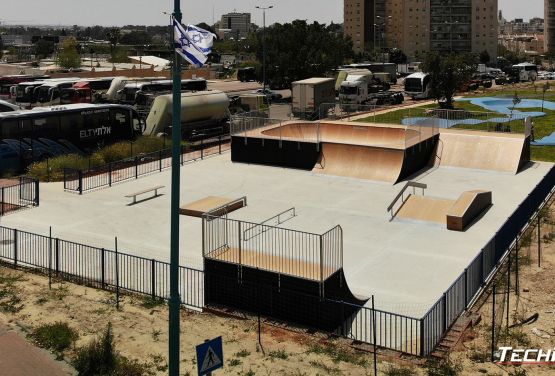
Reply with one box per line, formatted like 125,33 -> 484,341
64,136 -> 230,194
0,177 -> 39,215
202,214 -> 343,283
420,165 -> 555,356
0,226 -> 203,309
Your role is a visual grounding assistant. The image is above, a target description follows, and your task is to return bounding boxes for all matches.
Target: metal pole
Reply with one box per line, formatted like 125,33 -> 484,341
263,9 -> 266,92
371,295 -> 378,376
48,226 -> 52,290
115,236 -> 120,310
538,215 -> 541,267
169,2 -> 183,375
491,284 -> 496,362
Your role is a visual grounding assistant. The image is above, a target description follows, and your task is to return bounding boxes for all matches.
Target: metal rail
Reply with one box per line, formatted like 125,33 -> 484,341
242,207 -> 296,241
387,181 -> 427,219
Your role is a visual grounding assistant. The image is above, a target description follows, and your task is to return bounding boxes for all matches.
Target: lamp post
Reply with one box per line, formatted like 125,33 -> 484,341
256,5 -> 273,92
168,1 -> 182,375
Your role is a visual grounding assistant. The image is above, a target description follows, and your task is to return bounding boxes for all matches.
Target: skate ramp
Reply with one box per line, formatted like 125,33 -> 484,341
313,143 -> 405,183
395,190 -> 492,231
432,129 -> 529,173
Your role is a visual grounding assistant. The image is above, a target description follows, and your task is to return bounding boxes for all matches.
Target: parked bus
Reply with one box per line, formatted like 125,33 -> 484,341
60,77 -> 117,105
404,72 -> 431,99
35,79 -> 81,107
0,104 -> 142,172
238,67 -> 257,82
116,79 -> 208,105
512,63 -> 538,82
0,75 -> 50,101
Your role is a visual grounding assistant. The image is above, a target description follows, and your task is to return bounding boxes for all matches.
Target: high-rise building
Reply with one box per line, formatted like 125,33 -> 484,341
219,12 -> 251,39
344,0 -> 498,61
545,0 -> 555,53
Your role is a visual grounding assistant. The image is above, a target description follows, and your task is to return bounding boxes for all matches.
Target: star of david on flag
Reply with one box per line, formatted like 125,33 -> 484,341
174,19 -> 216,67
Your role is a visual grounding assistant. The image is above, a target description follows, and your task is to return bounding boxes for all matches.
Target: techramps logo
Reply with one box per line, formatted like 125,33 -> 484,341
495,346 -> 555,365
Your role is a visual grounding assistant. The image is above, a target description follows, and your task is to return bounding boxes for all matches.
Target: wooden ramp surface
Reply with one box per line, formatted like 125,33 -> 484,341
433,129 -> 527,173
312,142 -> 405,183
396,195 -> 454,224
180,196 -> 245,218
208,247 -> 337,281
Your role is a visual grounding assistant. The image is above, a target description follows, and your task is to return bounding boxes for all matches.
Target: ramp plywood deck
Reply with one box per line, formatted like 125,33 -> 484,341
208,247 -> 337,281
313,143 -> 404,183
180,196 -> 244,218
396,195 -> 455,224
434,129 -> 526,173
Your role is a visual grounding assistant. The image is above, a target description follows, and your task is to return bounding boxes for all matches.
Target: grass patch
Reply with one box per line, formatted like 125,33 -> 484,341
307,342 -> 368,367
497,327 -> 531,348
268,348 -> 289,360
26,136 -> 177,182
73,322 -> 152,376
425,357 -> 463,376
30,321 -> 78,354
234,349 -> 251,358
0,271 -> 25,313
309,360 -> 342,375
383,364 -> 416,376
139,296 -> 165,309
228,358 -> 242,367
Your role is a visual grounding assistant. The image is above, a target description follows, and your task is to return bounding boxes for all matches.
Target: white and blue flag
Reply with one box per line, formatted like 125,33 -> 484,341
174,20 -> 216,67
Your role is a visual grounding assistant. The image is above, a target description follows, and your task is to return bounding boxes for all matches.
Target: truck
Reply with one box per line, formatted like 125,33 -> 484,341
339,70 -> 401,106
144,90 -> 230,141
291,77 -> 336,119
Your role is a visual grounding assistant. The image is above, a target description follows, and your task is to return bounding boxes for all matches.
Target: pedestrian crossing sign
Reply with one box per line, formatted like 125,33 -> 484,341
196,336 -> 223,375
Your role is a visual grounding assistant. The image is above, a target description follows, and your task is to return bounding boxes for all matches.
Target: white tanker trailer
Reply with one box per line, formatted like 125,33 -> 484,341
144,90 -> 230,140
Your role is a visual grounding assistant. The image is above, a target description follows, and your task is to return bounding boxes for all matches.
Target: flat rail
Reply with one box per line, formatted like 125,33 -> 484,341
243,207 -> 296,241
387,181 -> 427,220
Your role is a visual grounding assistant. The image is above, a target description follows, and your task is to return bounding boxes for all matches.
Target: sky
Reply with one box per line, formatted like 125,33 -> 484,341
0,0 -> 545,27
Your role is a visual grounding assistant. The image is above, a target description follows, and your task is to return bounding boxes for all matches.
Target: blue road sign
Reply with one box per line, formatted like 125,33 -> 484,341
196,336 -> 223,375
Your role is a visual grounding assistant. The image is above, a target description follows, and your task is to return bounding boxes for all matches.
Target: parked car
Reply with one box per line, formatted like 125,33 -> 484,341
252,88 -> 283,101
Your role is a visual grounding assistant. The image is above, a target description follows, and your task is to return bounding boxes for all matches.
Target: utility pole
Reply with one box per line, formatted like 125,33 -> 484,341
256,5 -> 273,92
169,0 -> 183,375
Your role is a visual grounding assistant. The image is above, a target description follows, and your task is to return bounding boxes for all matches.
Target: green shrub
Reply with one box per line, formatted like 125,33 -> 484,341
73,322 -> 151,376
383,364 -> 416,376
426,357 -> 463,376
31,322 -> 78,353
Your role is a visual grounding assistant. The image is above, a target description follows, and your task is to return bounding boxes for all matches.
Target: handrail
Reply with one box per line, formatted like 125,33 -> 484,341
202,196 -> 247,220
387,181 -> 427,214
242,207 -> 296,241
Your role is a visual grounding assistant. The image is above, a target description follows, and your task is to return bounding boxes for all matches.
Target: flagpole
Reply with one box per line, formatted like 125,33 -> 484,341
169,0 -> 182,375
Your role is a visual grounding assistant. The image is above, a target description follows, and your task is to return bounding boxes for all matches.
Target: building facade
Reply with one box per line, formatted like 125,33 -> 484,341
546,0 -> 555,53
344,0 -> 497,61
219,12 -> 252,39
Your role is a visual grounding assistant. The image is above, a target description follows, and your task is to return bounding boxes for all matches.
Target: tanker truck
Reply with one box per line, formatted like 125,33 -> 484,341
144,90 -> 230,141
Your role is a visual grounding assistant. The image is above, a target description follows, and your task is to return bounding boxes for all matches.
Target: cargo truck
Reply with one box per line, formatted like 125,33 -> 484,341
291,77 -> 336,119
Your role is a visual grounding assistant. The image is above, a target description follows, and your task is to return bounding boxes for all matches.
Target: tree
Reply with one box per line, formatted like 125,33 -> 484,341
420,52 -> 477,109
255,20 -> 353,88
56,37 -> 81,69
120,31 -> 152,46
389,48 -> 408,65
479,50 -> 491,64
34,39 -> 55,59
106,28 -> 121,63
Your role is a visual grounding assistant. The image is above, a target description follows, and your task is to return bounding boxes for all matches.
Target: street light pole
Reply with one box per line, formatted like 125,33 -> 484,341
256,5 -> 273,92
169,0 -> 182,375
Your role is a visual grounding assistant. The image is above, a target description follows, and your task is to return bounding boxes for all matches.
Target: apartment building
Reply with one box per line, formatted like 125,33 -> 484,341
546,0 -> 555,53
219,12 -> 252,39
344,0 -> 498,61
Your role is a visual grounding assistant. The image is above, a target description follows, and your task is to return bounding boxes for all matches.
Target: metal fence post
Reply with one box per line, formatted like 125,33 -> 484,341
48,227 -> 52,290
78,170 -> 83,195
159,150 -> 162,171
1,187 -> 4,216
101,248 -> 106,289
218,135 -> 222,154
151,258 -> 156,300
108,163 -> 112,187
442,292 -> 447,333
34,179 -> 39,206
491,284 -> 496,362
201,138 -> 204,159
135,156 -> 139,179
115,237 -> 120,309
464,268 -> 468,307
420,319 -> 425,356
55,238 -> 60,274
13,229 -> 17,268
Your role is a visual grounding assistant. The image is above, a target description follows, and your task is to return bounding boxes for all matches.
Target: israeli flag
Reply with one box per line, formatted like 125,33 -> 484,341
185,24 -> 216,54
174,20 -> 215,67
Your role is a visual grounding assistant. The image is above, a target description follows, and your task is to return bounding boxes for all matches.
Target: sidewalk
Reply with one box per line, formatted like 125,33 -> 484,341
0,322 -> 74,376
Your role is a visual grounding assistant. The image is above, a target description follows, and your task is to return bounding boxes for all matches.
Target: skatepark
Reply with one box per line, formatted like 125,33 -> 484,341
0,113 -> 553,355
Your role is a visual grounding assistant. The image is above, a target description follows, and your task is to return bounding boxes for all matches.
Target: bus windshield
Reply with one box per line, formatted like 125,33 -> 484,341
36,86 -> 52,103
405,78 -> 423,92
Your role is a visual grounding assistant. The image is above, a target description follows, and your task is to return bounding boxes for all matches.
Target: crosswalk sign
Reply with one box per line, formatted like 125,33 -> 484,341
196,336 -> 223,375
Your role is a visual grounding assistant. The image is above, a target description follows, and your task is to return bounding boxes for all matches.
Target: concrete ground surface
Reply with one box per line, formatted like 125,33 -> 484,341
2,150 -> 552,318
0,321 -> 74,376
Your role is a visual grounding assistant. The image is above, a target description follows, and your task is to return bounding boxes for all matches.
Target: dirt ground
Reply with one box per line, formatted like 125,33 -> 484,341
0,203 -> 554,375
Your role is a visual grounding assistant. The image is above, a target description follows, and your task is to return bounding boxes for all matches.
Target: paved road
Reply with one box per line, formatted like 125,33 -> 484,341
0,322 -> 74,376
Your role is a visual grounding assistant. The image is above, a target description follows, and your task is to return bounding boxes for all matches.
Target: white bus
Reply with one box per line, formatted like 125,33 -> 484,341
35,79 -> 80,107
404,72 -> 431,99
512,63 -> 538,82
